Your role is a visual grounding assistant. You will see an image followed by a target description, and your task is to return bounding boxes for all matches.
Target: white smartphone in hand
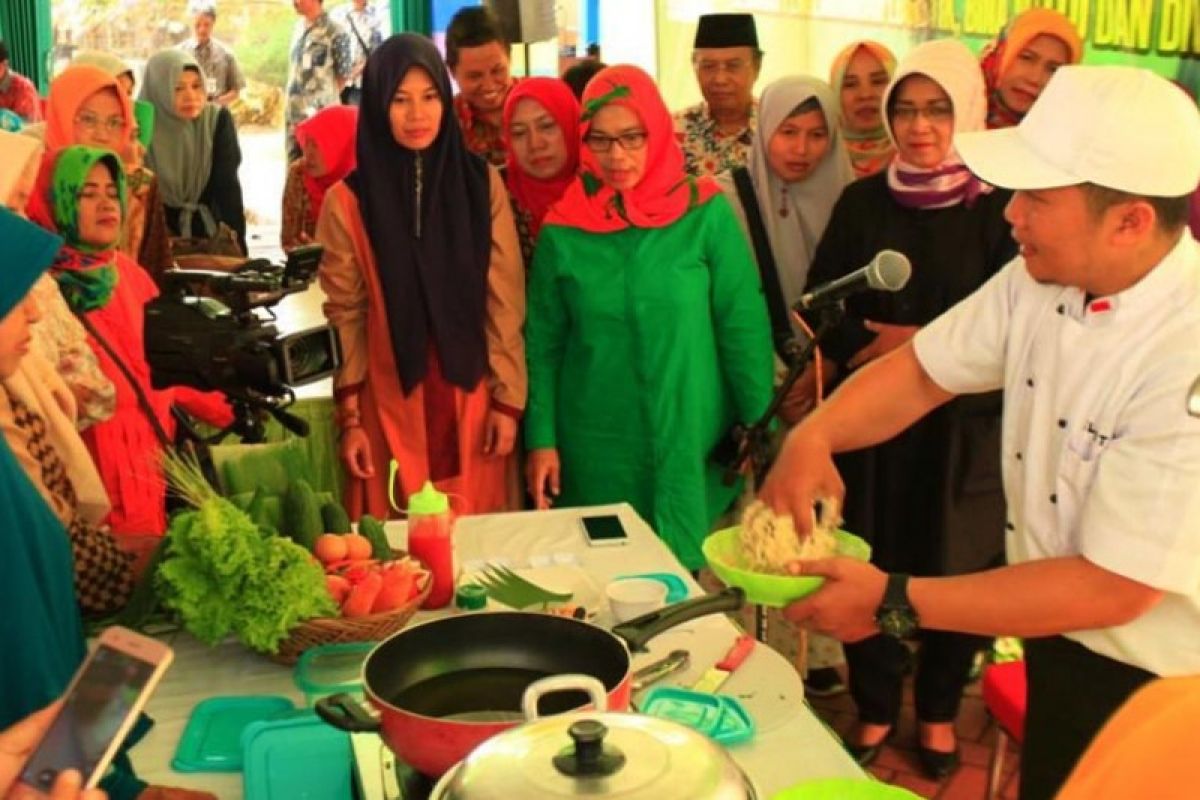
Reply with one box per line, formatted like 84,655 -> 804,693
17,626 -> 173,795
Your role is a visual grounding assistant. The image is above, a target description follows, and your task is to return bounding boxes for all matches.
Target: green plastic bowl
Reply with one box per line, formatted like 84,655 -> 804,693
703,526 -> 872,608
772,778 -> 921,799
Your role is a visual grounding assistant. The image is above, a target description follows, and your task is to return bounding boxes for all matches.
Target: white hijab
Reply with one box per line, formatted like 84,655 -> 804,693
731,76 -> 855,318
881,38 -> 987,146
0,129 -> 42,206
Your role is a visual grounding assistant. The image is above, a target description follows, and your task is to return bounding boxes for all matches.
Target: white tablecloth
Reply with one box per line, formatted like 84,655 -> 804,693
130,504 -> 864,798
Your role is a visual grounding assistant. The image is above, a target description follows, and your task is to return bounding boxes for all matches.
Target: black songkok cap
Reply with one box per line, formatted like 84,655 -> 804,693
693,13 -> 759,49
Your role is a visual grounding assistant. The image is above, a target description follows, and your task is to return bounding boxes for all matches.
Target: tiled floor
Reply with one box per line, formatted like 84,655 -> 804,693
807,677 -> 1022,799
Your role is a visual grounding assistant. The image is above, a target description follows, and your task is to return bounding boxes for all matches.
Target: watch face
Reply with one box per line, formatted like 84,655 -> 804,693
877,607 -> 919,639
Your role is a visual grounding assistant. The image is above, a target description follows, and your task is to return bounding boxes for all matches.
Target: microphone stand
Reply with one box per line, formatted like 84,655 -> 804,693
716,300 -> 846,488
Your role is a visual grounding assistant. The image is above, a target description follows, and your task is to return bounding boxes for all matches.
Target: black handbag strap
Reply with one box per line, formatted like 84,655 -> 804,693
74,311 -> 174,450
732,166 -> 794,359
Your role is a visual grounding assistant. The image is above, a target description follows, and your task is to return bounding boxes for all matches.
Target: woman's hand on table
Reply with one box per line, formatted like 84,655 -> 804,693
848,320 -> 919,370
526,448 -> 561,509
340,426 -> 376,480
0,701 -> 106,800
483,411 -> 517,458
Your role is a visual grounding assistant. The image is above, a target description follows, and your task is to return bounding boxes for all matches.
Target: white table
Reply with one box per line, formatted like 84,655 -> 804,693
131,504 -> 864,797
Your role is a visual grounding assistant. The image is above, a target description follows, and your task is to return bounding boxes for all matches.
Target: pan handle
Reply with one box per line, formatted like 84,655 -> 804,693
315,692 -> 383,733
612,586 -> 745,652
522,674 -> 609,720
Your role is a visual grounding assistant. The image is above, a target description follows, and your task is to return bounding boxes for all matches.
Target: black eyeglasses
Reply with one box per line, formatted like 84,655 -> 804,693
583,130 -> 648,152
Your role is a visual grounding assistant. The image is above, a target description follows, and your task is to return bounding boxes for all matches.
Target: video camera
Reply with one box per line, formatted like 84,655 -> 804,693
144,244 -> 342,441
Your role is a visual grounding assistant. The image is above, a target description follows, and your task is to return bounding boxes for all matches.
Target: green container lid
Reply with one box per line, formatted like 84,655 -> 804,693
408,480 -> 449,515
456,583 -> 488,610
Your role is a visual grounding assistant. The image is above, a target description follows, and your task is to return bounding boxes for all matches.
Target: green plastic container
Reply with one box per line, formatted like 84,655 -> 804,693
292,642 -> 374,706
703,527 -> 872,608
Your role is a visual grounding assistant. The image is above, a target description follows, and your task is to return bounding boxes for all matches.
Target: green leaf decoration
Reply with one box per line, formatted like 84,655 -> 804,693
581,84 -> 632,122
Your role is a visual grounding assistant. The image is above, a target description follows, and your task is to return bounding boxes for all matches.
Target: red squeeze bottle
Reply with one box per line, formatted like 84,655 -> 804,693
405,481 -> 456,609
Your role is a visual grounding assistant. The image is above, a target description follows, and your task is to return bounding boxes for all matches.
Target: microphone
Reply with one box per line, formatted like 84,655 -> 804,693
795,250 -> 912,311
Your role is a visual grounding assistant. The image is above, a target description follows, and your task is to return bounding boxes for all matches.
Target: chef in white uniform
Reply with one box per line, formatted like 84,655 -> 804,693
760,65 -> 1200,800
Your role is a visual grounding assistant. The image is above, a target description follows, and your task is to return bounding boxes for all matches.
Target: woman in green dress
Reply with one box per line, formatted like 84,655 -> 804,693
524,64 -> 774,570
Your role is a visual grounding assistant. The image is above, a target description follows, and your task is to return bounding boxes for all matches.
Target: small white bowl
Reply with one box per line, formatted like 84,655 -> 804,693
606,578 -> 668,623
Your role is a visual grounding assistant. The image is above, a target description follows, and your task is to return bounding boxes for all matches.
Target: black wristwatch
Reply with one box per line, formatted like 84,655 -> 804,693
875,573 -> 920,638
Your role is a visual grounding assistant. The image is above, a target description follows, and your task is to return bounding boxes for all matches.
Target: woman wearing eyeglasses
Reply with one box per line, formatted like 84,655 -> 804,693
524,64 -> 773,571
797,40 -> 1016,779
140,49 -> 247,256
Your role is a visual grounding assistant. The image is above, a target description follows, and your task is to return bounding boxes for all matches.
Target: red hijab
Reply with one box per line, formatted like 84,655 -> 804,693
295,105 -> 359,224
502,77 -> 580,237
545,64 -> 718,233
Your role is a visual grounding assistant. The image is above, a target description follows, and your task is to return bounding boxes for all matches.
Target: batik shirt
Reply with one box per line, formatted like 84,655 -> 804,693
332,3 -> 385,90
179,37 -> 246,100
286,12 -> 352,153
672,101 -> 757,177
454,88 -> 515,167
0,68 -> 41,122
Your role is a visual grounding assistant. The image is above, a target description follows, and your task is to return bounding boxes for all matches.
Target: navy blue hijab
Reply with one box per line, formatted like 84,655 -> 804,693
347,34 -> 492,395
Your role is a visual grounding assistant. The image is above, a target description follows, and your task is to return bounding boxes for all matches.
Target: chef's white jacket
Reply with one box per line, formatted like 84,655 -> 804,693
913,233 -> 1200,676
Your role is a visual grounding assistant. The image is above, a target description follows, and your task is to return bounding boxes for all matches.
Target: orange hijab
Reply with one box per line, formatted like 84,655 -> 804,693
44,65 -> 134,152
544,64 -> 718,233
980,9 -> 1083,128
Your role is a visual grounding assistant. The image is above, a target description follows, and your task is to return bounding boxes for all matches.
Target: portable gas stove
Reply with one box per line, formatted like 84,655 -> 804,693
351,733 -> 434,800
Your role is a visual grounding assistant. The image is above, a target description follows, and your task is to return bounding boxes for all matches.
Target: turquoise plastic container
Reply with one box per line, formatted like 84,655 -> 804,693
292,641 -> 374,706
172,696 -> 296,773
241,711 -> 353,800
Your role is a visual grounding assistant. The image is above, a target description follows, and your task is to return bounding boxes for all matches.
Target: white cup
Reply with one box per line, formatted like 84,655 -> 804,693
606,578 -> 668,623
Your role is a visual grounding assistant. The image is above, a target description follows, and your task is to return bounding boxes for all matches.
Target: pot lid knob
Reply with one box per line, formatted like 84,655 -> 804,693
553,719 -> 626,778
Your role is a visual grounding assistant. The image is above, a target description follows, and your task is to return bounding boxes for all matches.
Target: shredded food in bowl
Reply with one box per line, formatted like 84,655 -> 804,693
739,499 -> 840,574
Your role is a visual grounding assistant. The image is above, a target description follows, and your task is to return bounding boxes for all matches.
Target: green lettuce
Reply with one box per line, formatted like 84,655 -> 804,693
157,497 -> 336,653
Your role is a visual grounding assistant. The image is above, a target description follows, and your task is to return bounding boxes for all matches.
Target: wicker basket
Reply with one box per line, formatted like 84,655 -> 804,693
270,569 -> 432,665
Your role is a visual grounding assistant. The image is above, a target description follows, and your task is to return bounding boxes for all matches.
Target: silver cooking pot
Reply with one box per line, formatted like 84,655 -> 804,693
430,675 -> 757,800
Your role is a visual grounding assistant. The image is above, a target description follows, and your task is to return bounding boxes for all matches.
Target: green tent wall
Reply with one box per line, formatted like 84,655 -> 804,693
0,0 -> 53,92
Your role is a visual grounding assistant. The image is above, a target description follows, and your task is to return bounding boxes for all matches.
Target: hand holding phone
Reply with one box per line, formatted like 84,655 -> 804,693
15,627 -> 172,797
1,703 -> 103,800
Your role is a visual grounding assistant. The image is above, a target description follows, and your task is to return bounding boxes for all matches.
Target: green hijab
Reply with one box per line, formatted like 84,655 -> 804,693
49,146 -> 127,312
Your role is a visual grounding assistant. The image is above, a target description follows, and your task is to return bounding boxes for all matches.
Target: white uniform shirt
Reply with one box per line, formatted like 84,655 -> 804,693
913,234 -> 1200,676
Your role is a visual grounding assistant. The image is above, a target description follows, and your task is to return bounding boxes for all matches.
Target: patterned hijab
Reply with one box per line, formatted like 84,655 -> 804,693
347,33 -> 492,395
545,64 -> 719,233
40,147 -> 128,312
830,41 -> 897,179
139,49 -> 222,238
295,104 -> 359,224
502,77 -> 581,238
882,39 -> 991,210
980,9 -> 1083,129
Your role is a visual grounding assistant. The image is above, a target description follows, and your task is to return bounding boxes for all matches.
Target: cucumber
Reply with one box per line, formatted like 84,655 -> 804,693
282,479 -> 323,552
321,501 -> 352,534
358,514 -> 392,560
246,487 -> 277,535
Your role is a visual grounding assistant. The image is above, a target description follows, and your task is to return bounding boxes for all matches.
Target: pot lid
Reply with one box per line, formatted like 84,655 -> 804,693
436,710 -> 753,800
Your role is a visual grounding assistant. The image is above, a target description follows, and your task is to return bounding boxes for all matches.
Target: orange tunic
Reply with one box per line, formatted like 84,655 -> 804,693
317,166 -> 525,518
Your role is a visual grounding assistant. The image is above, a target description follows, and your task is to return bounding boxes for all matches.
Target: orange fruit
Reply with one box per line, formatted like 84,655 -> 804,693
344,533 -> 373,561
314,534 -> 349,564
